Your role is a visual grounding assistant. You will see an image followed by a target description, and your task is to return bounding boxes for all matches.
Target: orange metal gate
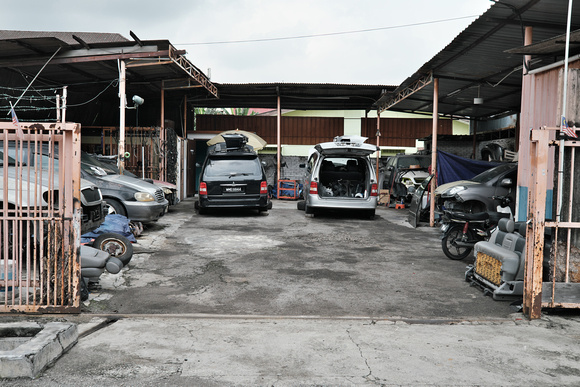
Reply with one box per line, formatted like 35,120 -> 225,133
526,126 -> 580,318
1,122 -> 81,313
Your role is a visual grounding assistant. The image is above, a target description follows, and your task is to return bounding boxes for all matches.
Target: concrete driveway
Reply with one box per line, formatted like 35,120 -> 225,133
85,197 -> 516,319
5,198 -> 580,386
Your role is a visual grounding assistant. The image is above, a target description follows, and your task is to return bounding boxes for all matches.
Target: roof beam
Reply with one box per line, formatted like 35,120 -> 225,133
167,46 -> 218,98
378,72 -> 432,112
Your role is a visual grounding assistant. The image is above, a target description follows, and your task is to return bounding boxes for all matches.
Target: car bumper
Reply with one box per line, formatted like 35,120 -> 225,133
306,194 -> 377,210
81,202 -> 106,234
124,200 -> 168,222
199,195 -> 270,209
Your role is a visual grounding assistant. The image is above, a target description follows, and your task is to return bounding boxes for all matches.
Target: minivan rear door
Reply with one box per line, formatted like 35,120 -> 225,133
315,137 -> 378,157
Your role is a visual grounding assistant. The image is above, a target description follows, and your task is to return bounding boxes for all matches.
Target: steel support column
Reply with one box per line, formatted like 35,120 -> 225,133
118,60 -> 126,174
277,95 -> 281,185
430,78 -> 439,227
376,110 -> 381,181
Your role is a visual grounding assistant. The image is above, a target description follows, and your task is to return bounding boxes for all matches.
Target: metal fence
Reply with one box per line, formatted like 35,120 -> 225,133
526,126 -> 580,318
1,122 -> 81,313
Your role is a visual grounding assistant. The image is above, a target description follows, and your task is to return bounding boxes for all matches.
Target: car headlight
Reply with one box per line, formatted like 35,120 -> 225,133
446,186 -> 467,196
134,192 -> 155,202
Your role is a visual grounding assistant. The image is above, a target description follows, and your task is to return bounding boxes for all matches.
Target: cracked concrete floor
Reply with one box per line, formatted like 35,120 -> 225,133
3,198 -> 580,385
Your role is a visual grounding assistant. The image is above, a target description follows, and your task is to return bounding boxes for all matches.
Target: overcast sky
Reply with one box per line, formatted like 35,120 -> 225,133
3,0 -> 492,85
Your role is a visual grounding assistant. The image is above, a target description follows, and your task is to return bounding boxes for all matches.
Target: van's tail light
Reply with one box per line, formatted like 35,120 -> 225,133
260,181 -> 268,194
199,182 -> 207,196
309,181 -> 318,194
370,183 -> 378,197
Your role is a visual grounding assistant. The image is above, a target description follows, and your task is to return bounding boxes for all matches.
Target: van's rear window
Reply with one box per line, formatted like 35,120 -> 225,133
204,158 -> 261,177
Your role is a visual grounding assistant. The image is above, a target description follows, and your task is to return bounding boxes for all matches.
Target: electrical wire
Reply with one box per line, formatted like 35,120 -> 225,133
177,15 -> 480,46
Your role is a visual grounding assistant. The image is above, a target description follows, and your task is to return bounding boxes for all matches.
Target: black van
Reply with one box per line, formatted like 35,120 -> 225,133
195,134 -> 271,214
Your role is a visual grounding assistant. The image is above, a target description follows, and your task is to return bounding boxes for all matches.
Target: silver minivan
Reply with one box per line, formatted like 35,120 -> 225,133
299,136 -> 379,218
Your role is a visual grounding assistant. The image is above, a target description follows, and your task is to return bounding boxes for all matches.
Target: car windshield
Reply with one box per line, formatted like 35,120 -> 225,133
81,152 -> 117,175
471,163 -> 514,183
397,156 -> 430,169
1,147 -> 59,170
204,157 -> 261,177
0,151 -> 17,166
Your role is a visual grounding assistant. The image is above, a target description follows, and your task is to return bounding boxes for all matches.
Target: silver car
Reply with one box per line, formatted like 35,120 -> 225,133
299,135 -> 379,218
80,152 -> 168,223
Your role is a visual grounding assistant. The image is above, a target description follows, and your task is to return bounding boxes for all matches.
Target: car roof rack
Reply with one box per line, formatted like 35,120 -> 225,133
333,135 -> 368,145
210,133 -> 255,154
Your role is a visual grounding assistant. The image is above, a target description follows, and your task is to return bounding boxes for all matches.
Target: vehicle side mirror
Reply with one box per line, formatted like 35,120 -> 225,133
500,178 -> 513,187
195,163 -> 201,168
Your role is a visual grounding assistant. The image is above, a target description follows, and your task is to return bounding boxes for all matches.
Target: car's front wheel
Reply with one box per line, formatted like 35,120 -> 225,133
104,198 -> 127,217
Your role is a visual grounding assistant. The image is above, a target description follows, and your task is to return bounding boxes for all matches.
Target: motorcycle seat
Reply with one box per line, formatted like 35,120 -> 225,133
80,245 -> 108,269
449,211 -> 489,221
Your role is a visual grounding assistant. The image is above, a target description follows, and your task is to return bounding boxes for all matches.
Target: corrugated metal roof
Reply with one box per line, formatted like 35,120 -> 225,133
0,30 -> 128,44
376,0 -> 580,120
0,30 -> 217,126
188,82 -> 395,111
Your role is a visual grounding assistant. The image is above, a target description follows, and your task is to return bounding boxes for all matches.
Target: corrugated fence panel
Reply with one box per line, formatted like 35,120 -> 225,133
361,118 -> 453,147
196,115 -> 450,147
196,115 -> 343,145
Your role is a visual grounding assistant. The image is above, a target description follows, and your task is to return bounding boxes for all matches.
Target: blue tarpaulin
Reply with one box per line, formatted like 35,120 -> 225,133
437,151 -> 499,186
81,214 -> 137,243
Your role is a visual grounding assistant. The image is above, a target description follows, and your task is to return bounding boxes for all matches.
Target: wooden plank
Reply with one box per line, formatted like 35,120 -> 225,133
524,128 -> 550,319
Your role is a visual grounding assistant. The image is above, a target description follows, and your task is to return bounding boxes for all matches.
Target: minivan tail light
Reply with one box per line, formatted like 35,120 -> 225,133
260,181 -> 268,194
199,182 -> 207,196
370,183 -> 378,197
309,181 -> 318,194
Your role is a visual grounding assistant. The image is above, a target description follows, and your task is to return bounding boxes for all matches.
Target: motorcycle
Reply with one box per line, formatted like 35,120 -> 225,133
440,196 -> 512,260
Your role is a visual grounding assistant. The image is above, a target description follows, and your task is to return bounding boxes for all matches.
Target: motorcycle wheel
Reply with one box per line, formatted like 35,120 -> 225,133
441,225 -> 474,260
92,232 -> 133,266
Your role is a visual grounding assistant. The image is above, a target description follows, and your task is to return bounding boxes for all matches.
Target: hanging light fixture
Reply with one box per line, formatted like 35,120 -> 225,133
474,85 -> 484,105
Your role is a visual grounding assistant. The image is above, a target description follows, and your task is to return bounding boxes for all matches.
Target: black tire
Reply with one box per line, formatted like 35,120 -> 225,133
92,232 -> 133,265
297,201 -> 306,211
441,225 -> 474,260
197,206 -> 208,215
104,198 -> 127,217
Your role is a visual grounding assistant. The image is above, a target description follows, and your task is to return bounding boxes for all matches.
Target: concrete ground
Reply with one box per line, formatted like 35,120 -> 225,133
2,198 -> 580,386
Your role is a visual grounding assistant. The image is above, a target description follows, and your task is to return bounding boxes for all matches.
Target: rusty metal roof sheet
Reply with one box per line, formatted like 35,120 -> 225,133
0,30 -> 217,125
0,30 -> 129,44
376,0 -> 580,120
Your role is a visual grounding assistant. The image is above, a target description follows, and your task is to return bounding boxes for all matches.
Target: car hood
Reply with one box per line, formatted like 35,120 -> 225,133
98,173 -> 160,194
434,180 -> 479,196
1,168 -> 98,207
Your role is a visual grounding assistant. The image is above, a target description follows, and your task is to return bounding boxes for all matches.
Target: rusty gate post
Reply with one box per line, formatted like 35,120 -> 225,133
524,127 -> 550,319
430,78 -> 439,227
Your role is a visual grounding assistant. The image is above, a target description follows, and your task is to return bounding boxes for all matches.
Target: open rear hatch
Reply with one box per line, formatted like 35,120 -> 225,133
314,135 -> 378,157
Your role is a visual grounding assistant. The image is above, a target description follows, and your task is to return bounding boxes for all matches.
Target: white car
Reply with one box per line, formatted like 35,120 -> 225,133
298,135 -> 379,218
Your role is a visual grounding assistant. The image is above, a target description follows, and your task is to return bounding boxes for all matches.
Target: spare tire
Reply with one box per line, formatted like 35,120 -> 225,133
92,232 -> 133,265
